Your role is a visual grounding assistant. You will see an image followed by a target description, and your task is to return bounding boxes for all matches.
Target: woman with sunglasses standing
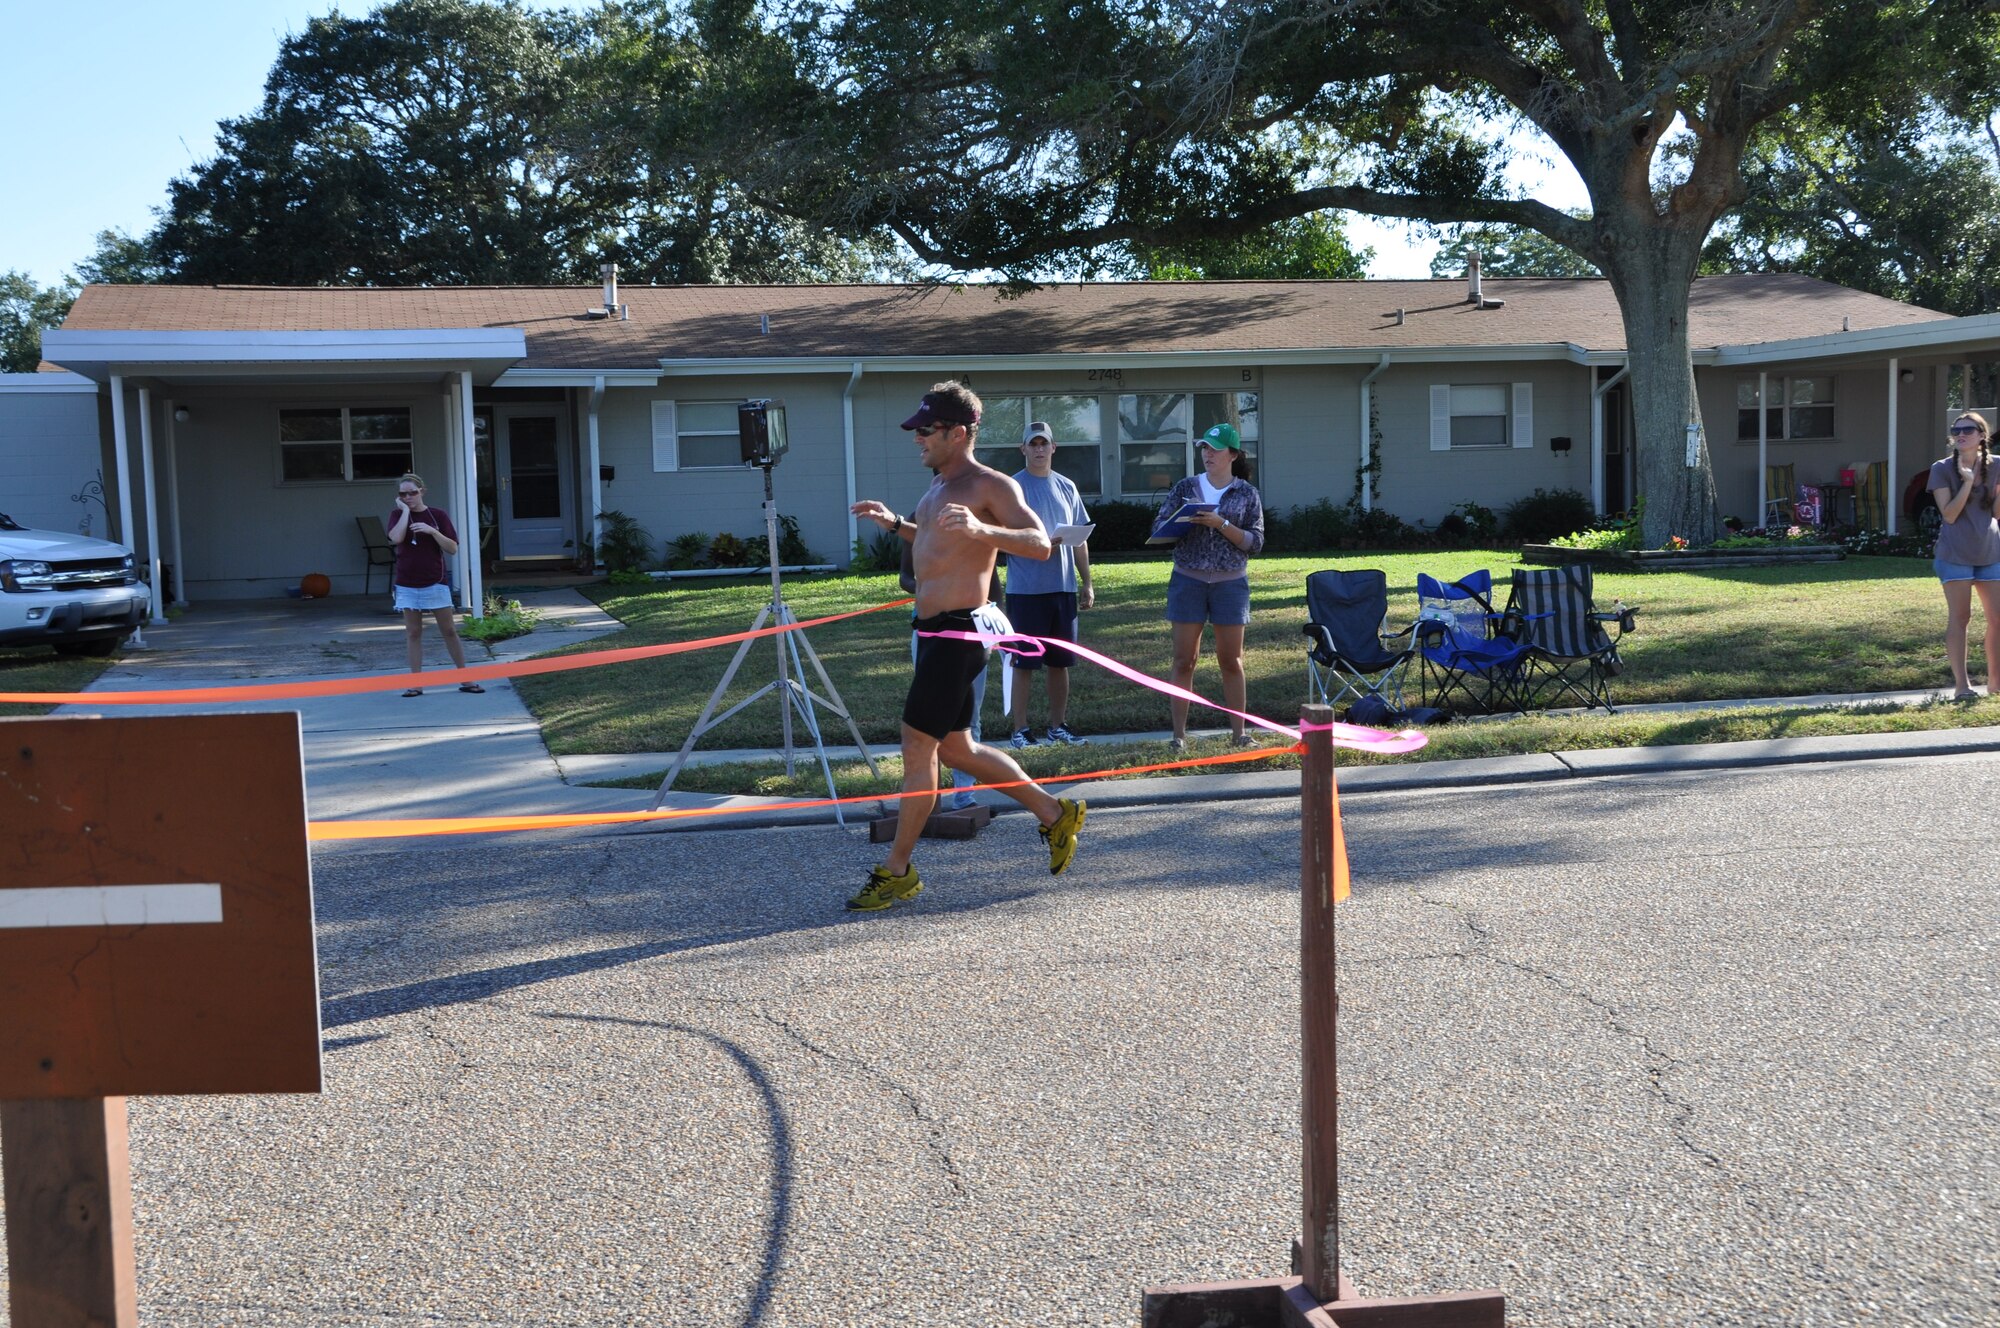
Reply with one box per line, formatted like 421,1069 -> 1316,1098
1159,422 -> 1265,747
1929,412 -> 2000,699
386,472 -> 483,697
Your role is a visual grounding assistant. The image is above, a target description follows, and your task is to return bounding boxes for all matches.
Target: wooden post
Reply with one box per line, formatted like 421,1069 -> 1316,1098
1142,706 -> 1507,1328
1,1097 -> 139,1328
1299,703 -> 1340,1302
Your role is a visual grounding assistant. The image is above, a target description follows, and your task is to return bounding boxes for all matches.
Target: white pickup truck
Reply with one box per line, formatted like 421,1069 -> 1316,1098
0,512 -> 151,656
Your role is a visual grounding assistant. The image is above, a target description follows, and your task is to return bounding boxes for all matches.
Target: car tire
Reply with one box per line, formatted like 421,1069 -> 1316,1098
54,636 -> 125,658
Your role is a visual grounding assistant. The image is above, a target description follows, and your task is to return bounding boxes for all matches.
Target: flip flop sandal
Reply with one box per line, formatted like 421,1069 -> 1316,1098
459,682 -> 486,694
402,688 -> 424,697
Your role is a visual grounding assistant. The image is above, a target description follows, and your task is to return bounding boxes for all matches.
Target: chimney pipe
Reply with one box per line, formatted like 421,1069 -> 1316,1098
601,263 -> 619,313
1467,250 -> 1483,304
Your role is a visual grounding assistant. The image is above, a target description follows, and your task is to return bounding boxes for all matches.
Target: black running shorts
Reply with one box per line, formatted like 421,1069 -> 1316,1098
903,609 -> 988,739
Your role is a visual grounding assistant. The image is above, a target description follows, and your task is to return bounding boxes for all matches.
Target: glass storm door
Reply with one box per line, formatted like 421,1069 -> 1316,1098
496,411 -> 571,559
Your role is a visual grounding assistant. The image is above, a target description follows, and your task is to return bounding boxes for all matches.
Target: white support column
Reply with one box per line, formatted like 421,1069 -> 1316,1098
459,371 -> 483,614
1590,364 -> 1628,516
444,377 -> 465,604
587,376 -> 605,568
107,375 -> 136,546
1887,357 -> 1900,536
136,387 -> 166,624
842,361 -> 864,557
163,401 -> 186,605
1757,370 -> 1769,523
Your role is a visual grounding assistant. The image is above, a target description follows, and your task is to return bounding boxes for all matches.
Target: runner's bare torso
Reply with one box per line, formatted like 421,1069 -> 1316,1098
910,462 -> 1048,618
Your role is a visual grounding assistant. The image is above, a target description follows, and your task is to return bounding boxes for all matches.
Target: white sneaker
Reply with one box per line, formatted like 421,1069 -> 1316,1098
1043,724 -> 1085,746
1009,728 -> 1033,749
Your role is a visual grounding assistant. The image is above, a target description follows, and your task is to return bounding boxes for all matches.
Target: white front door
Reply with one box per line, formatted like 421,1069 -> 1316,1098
494,408 -> 572,560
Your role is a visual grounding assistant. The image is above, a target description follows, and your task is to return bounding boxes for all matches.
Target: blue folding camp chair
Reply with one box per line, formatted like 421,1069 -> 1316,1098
1413,570 -> 1534,715
1302,569 -> 1415,715
1500,564 -> 1637,712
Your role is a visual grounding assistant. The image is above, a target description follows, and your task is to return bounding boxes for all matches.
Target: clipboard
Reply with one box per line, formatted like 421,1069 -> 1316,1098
1146,501 -> 1216,545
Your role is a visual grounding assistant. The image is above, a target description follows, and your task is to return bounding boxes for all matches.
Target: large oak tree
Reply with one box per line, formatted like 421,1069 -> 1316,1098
714,0 -> 2000,544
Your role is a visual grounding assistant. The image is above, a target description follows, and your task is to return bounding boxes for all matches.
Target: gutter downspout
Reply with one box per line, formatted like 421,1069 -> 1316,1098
1591,363 -> 1630,515
842,360 -> 864,558
137,386 -> 166,625
588,375 -> 605,568
1358,354 -> 1390,511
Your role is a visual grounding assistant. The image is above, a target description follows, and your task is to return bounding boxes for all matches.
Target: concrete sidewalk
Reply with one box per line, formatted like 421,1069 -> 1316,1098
55,588 -> 2000,829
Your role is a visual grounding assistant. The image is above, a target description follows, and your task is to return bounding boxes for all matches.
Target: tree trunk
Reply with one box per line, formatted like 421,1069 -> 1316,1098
1604,244 -> 1720,547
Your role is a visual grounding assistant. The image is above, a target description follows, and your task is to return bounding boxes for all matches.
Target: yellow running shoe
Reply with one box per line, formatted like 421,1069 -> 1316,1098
1040,797 -> 1086,875
846,863 -> 923,911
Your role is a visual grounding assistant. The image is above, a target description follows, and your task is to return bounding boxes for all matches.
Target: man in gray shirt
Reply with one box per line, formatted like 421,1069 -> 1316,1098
1007,420 -> 1094,746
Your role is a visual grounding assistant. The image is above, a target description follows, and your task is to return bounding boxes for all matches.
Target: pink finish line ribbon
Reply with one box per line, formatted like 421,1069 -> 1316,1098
922,629 -> 1427,755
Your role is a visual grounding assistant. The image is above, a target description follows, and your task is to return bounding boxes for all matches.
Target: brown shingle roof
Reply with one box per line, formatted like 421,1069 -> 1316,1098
60,274 -> 1948,370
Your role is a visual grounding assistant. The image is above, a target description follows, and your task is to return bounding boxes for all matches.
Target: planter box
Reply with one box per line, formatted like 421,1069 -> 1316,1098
1520,543 -> 1845,571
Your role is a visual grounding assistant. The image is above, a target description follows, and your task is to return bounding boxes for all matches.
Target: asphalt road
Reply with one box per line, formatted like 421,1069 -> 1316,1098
5,754 -> 1996,1327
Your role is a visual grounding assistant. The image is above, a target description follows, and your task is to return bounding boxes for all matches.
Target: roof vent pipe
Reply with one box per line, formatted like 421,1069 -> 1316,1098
620,303 -> 630,322
1395,307 -> 1406,325
760,314 -> 770,335
601,263 -> 619,314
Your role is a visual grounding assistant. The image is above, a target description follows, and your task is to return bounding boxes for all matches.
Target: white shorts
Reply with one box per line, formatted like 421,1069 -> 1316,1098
393,582 -> 455,612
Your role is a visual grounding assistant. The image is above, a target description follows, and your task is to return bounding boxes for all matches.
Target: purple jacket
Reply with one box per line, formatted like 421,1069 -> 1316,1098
1158,476 -> 1265,575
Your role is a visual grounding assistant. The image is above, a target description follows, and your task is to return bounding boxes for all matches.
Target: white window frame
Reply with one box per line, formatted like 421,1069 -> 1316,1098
277,404 -> 414,485
1113,390 -> 1262,499
652,399 -> 743,472
1735,375 -> 1836,443
1430,383 -> 1531,450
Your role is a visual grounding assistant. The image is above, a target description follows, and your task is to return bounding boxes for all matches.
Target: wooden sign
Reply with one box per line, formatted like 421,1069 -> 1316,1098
0,712 -> 322,1099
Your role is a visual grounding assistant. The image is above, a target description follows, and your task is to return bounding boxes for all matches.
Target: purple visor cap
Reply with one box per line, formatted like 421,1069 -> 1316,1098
900,395 -> 980,430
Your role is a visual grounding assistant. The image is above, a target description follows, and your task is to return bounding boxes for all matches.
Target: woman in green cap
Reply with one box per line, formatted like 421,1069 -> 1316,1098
1157,422 -> 1265,748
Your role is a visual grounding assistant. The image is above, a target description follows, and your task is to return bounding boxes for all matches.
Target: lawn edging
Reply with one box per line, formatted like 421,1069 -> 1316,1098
1519,542 -> 1846,570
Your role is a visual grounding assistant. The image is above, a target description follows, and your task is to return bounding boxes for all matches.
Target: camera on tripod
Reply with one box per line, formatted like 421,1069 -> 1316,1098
738,398 -> 789,466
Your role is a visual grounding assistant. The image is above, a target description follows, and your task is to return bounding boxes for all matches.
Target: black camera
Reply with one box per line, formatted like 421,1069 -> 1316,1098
738,398 -> 789,466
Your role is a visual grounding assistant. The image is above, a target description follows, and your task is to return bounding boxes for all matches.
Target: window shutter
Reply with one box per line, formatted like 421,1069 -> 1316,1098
1429,384 -> 1451,451
651,400 -> 677,471
1511,382 -> 1533,449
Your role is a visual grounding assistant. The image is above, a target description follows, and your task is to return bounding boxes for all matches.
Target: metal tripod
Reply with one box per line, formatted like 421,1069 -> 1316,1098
650,463 -> 879,823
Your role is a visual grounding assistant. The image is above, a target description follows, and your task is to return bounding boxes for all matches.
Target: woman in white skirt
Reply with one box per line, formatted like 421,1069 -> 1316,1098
386,472 -> 482,696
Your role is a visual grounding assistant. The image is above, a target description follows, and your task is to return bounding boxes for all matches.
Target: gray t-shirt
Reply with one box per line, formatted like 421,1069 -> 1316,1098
1008,469 -> 1089,595
1929,458 -> 2000,566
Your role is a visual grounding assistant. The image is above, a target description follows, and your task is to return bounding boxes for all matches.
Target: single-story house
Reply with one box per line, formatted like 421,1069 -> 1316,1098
12,271 -> 2000,616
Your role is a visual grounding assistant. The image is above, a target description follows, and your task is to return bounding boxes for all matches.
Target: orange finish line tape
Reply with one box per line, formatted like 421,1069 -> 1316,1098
306,744 -> 1297,841
0,598 -> 915,705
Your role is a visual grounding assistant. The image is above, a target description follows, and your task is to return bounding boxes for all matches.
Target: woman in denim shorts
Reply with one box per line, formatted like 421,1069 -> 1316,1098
1929,412 -> 2000,699
1157,423 -> 1265,748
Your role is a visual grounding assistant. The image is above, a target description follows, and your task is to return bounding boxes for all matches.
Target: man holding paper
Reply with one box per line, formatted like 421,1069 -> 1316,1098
1006,419 -> 1095,748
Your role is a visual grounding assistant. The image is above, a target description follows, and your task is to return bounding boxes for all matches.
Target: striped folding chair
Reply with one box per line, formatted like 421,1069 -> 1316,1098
1501,565 -> 1637,713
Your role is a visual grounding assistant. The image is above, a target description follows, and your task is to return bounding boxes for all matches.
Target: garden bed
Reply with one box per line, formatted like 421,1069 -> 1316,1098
1520,542 -> 1846,570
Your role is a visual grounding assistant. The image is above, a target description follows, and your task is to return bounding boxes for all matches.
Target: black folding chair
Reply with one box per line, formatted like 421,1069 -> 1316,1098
1303,569 -> 1415,715
1500,565 -> 1636,712
358,515 -> 396,595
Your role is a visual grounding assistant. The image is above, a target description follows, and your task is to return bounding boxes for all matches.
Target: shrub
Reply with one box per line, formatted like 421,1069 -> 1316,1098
776,514 -> 817,565
848,529 -> 903,573
1087,500 -> 1160,554
597,510 -> 654,573
459,592 -> 542,642
706,532 -> 754,567
1436,500 -> 1499,546
1501,488 -> 1596,543
606,567 -> 654,587
1266,498 -> 1354,552
665,532 -> 710,571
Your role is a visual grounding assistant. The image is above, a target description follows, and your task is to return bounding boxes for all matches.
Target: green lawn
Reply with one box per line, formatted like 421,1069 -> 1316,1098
0,649 -> 120,713
513,549 -> 1973,789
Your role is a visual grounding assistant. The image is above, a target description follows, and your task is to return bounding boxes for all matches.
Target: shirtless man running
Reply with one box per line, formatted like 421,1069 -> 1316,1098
847,382 -> 1086,910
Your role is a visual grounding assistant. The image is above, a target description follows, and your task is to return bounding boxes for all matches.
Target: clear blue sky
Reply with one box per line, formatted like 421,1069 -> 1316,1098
0,0 -> 1578,288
